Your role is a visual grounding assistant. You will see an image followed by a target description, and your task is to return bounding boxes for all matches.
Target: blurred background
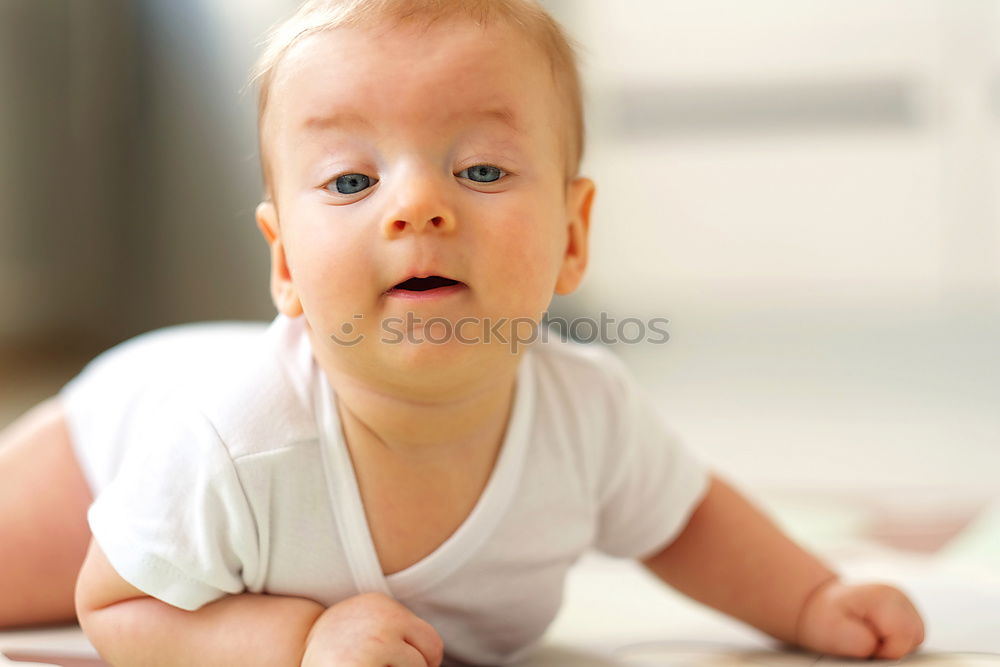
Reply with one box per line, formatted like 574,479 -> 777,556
1,0 -> 998,551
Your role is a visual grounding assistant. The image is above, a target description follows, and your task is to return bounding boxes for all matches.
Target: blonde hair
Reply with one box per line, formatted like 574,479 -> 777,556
247,0 -> 585,202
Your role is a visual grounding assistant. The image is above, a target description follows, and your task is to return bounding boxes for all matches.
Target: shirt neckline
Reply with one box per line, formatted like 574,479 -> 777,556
312,351 -> 536,599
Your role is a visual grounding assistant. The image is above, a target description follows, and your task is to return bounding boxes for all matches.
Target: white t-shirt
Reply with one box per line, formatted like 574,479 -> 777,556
60,314 -> 711,666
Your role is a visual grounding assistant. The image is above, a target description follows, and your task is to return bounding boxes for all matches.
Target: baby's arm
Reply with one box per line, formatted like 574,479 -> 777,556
75,538 -> 444,667
641,473 -> 924,659
75,538 -> 324,665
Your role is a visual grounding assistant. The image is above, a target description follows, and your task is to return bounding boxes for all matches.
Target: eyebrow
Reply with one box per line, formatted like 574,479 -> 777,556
300,107 -> 521,134
454,107 -> 522,133
302,111 -> 373,132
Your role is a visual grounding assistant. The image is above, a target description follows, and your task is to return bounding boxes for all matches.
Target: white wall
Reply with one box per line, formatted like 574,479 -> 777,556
545,0 -> 1000,497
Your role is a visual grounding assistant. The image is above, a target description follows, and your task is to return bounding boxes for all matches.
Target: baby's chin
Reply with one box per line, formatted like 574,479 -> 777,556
343,334 -> 525,399
384,332 -> 520,374
308,303 -> 545,394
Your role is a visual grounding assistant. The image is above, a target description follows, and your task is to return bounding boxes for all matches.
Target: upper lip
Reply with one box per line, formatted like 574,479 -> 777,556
384,271 -> 466,293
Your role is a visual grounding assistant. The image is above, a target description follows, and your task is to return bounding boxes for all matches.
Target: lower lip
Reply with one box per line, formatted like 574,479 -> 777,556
384,282 -> 467,301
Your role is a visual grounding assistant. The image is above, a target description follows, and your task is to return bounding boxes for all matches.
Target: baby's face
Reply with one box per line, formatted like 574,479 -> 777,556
256,17 -> 594,391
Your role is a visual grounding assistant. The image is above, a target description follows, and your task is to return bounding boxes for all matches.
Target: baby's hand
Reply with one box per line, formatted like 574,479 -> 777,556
795,579 -> 925,660
301,592 -> 444,667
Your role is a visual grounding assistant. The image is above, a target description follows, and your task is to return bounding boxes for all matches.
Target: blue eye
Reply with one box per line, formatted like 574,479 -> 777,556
332,173 -> 374,194
459,164 -> 504,183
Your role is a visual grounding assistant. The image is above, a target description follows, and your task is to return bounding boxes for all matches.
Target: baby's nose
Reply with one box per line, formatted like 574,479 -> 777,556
384,214 -> 450,235
380,178 -> 457,238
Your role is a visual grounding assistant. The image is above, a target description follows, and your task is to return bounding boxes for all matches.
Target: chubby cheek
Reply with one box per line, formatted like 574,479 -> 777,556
283,215 -> 375,333
479,201 -> 565,319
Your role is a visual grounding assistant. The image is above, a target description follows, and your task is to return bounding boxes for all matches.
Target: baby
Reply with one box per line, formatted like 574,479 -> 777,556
0,0 -> 926,665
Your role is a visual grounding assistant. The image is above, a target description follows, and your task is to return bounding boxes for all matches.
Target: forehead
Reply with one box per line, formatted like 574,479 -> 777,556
266,17 -> 561,149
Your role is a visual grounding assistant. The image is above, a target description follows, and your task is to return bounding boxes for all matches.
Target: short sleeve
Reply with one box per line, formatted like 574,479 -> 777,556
59,344 -> 171,497
591,351 -> 712,561
86,394 -> 260,612
59,320 -> 270,496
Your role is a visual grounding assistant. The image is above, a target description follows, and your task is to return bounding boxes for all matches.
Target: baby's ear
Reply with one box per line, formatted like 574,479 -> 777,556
555,177 -> 596,295
255,201 -> 303,317
256,201 -> 279,244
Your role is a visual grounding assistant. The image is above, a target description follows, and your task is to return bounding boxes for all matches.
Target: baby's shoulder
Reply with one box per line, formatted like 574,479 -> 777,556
527,333 -> 634,397
525,335 -> 639,437
72,315 -> 318,462
186,316 -> 319,460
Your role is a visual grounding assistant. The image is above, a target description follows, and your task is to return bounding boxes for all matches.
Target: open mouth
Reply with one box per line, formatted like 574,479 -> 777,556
390,276 -> 463,292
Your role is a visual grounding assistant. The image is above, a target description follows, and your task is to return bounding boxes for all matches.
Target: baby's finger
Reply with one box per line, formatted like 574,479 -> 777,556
393,637 -> 439,667
860,587 -> 924,660
402,616 -> 444,667
872,618 -> 925,660
872,628 -> 913,661
823,612 -> 880,659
